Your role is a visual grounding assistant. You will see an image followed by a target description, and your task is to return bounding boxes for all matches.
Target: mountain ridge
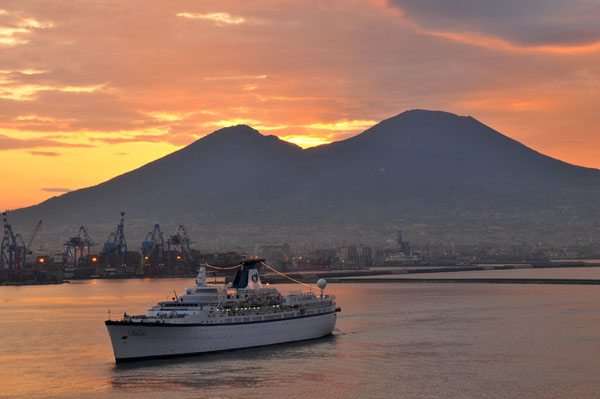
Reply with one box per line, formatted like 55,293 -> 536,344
9,110 -> 600,248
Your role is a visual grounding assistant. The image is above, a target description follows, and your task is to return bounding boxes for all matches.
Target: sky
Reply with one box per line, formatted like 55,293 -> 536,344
1,0 -> 600,210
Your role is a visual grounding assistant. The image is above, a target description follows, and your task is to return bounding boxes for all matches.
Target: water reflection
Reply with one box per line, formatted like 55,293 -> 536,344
111,336 -> 338,394
3,279 -> 600,398
114,335 -> 337,370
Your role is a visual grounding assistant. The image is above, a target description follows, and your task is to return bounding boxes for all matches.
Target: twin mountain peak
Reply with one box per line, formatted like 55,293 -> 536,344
11,110 -> 600,245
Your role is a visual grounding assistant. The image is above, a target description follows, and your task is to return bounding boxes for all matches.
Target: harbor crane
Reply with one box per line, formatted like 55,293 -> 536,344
167,224 -> 194,269
0,211 -> 27,275
103,212 -> 127,268
26,220 -> 42,254
140,224 -> 164,274
64,226 -> 94,269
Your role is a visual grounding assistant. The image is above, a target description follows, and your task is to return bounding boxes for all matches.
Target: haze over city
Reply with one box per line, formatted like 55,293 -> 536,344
2,0 -> 600,210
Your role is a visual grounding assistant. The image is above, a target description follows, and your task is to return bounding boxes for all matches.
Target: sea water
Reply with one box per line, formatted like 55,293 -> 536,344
1,274 -> 599,398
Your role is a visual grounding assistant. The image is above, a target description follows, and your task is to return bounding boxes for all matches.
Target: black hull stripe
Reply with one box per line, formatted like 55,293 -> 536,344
114,333 -> 334,363
105,309 -> 338,327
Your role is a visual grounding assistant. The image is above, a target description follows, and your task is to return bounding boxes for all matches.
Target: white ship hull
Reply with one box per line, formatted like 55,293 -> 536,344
106,310 -> 337,362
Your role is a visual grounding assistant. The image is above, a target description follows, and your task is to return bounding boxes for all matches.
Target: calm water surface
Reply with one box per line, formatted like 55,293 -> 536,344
1,277 -> 600,398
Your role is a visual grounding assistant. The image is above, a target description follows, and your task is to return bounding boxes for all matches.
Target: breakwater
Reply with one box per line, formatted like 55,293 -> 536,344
326,278 -> 600,285
261,262 -> 600,285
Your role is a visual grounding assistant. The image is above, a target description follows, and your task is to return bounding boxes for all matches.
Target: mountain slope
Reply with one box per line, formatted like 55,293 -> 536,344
17,125 -> 306,222
299,110 -> 599,211
10,110 -> 600,248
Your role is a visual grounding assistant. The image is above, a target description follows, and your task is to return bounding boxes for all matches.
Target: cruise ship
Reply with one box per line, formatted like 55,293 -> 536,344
105,259 -> 340,362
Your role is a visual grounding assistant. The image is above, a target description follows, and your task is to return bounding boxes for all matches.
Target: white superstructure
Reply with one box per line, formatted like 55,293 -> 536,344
105,260 -> 340,362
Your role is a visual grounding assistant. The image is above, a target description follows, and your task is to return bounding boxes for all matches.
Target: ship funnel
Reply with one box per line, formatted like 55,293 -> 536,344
232,259 -> 264,289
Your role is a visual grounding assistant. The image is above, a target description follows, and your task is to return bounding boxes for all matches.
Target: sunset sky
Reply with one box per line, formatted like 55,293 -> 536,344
1,0 -> 600,210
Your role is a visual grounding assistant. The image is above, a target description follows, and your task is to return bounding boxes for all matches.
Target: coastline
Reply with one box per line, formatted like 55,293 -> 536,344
2,262 -> 600,286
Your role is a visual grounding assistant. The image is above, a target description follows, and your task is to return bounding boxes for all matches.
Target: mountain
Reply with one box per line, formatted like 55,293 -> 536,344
303,110 -> 599,210
9,110 -> 600,249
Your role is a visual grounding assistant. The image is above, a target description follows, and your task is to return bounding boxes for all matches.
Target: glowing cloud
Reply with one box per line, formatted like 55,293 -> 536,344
387,0 -> 600,53
201,119 -> 276,128
0,83 -> 105,101
0,12 -> 53,46
301,120 -> 377,131
281,135 -> 331,148
456,94 -> 553,112
205,75 -> 268,81
145,111 -> 191,122
9,114 -> 73,130
0,69 -> 48,75
412,26 -> 600,54
0,27 -> 29,45
15,115 -> 60,122
176,12 -> 246,26
203,119 -> 262,127
0,134 -> 94,150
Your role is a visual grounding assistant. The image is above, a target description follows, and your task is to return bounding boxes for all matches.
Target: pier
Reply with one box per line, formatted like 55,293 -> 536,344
260,262 -> 600,285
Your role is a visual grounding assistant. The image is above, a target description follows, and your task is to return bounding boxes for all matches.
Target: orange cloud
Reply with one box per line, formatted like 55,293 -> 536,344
205,75 -> 268,81
0,9 -> 53,46
301,120 -> 378,131
386,0 -> 600,54
456,96 -> 552,112
280,135 -> 331,148
176,12 -> 246,26
0,134 -> 94,150
414,26 -> 600,54
202,119 -> 288,131
144,111 -> 192,122
1,0 -> 599,209
0,69 -> 106,107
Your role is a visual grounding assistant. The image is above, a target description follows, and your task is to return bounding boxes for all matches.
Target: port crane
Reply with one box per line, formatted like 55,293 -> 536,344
64,226 -> 94,269
167,224 -> 194,269
0,211 -> 27,275
140,224 -> 164,274
26,220 -> 42,254
103,212 -> 127,268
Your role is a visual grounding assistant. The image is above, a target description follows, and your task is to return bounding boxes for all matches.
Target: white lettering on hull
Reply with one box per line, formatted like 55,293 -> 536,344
107,312 -> 336,361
